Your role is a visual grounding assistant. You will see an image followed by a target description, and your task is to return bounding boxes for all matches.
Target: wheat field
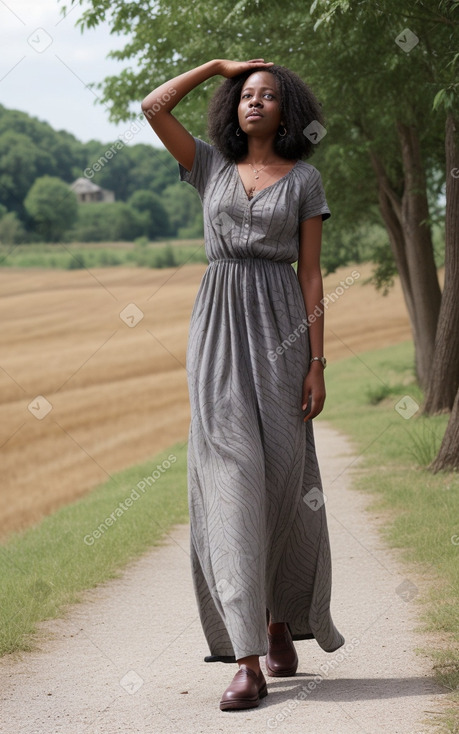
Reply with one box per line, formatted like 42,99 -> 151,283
0,261 -> 413,540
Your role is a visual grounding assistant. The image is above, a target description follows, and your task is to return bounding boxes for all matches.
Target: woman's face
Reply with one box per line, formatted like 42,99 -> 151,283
237,71 -> 282,138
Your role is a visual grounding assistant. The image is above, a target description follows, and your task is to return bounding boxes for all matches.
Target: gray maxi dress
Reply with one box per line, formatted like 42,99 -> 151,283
179,136 -> 344,662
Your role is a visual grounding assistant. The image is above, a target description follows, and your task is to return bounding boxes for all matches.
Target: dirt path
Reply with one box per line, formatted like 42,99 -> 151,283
0,424 -> 446,734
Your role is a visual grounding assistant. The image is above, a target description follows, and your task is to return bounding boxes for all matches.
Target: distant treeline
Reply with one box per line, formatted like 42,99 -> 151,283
0,104 -> 203,244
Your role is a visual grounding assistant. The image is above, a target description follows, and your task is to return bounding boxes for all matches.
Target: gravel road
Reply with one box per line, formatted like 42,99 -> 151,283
0,424 -> 447,734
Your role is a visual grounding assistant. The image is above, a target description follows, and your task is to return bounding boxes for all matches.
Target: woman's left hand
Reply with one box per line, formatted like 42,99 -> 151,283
301,365 -> 326,422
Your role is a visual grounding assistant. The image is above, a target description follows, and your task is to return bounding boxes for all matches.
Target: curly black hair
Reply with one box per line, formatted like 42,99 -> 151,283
207,65 -> 324,162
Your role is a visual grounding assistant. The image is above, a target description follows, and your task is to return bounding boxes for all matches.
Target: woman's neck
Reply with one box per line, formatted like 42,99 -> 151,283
244,136 -> 281,166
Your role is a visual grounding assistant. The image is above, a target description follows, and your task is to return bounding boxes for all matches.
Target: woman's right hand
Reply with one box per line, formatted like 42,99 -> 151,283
215,59 -> 274,78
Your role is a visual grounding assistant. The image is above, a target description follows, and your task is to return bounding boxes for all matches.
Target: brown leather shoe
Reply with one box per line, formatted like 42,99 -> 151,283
219,665 -> 268,711
266,624 -> 298,677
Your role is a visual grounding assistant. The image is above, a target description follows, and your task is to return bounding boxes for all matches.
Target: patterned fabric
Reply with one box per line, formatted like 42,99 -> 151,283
179,137 -> 344,661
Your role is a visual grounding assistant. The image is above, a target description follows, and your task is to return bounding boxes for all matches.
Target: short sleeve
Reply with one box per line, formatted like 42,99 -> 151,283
178,136 -> 224,200
299,167 -> 331,222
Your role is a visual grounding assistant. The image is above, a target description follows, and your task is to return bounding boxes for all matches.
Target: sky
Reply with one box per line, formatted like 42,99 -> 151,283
0,0 -> 163,148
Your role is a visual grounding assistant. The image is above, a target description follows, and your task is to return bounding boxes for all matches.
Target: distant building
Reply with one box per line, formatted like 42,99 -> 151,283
70,178 -> 115,204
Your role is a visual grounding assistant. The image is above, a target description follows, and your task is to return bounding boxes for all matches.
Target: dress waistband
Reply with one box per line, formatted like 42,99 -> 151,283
208,257 -> 293,266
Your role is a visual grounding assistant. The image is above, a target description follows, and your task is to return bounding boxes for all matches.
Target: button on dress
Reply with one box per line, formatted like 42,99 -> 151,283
179,136 -> 344,661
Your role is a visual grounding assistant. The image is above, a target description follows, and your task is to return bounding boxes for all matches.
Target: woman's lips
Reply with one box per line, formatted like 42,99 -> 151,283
246,112 -> 263,119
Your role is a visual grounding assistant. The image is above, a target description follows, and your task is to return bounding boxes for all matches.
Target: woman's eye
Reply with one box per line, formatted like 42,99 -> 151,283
241,92 -> 274,100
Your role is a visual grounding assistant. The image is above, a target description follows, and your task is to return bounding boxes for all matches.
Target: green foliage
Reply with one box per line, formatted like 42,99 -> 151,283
161,182 -> 203,237
0,131 -> 51,217
69,202 -> 145,242
178,212 -> 204,239
159,242 -> 176,267
0,106 -> 84,217
0,105 -> 189,243
24,176 -> 78,242
0,106 -> 85,181
83,140 -> 177,200
365,383 -> 395,405
132,241 -> 177,267
406,420 -> 442,466
128,189 -> 170,239
0,211 -> 25,245
366,242 -> 398,295
321,221 -> 389,275
67,253 -> 86,269
0,241 -> 207,269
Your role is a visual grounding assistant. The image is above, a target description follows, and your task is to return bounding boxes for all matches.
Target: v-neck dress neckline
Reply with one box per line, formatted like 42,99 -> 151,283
235,160 -> 301,202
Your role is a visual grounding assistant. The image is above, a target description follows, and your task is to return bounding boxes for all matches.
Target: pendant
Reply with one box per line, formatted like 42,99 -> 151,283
254,174 -> 259,180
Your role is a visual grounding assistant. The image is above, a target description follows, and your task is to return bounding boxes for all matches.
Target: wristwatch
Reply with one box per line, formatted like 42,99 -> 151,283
310,356 -> 327,368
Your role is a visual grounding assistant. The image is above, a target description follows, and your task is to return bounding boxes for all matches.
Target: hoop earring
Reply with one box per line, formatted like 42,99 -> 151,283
235,127 -> 241,136
278,125 -> 287,137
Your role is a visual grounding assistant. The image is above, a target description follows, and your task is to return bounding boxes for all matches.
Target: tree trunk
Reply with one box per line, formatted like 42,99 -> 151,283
423,112 -> 459,414
429,385 -> 459,472
369,128 -> 441,388
369,152 -> 415,322
396,122 -> 442,388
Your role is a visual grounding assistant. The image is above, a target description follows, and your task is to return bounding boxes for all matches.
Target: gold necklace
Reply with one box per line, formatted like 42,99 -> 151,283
248,162 -> 268,180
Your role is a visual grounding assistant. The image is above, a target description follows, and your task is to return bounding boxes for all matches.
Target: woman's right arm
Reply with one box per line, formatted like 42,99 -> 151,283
141,59 -> 273,171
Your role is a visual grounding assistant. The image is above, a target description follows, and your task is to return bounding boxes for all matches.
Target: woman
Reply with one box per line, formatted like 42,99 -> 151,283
141,58 -> 344,711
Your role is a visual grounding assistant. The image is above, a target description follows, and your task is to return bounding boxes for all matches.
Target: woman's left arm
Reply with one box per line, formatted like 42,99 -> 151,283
297,215 -> 326,422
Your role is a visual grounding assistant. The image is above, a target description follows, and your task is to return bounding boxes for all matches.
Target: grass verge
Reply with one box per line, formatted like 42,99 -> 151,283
0,442 -> 188,657
0,240 -> 208,269
320,339 -> 459,728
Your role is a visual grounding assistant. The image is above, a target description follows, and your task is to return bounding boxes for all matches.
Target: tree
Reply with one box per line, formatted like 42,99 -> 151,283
423,96 -> 459,415
425,94 -> 459,471
0,106 -> 85,221
310,0 -> 459,468
123,145 -> 178,198
0,104 -> 85,182
128,189 -> 170,238
24,176 -> 78,242
70,201 -> 145,242
0,131 -> 51,216
82,141 -> 178,201
0,211 -> 25,245
161,182 -> 203,237
310,0 -> 458,390
430,386 -> 459,472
